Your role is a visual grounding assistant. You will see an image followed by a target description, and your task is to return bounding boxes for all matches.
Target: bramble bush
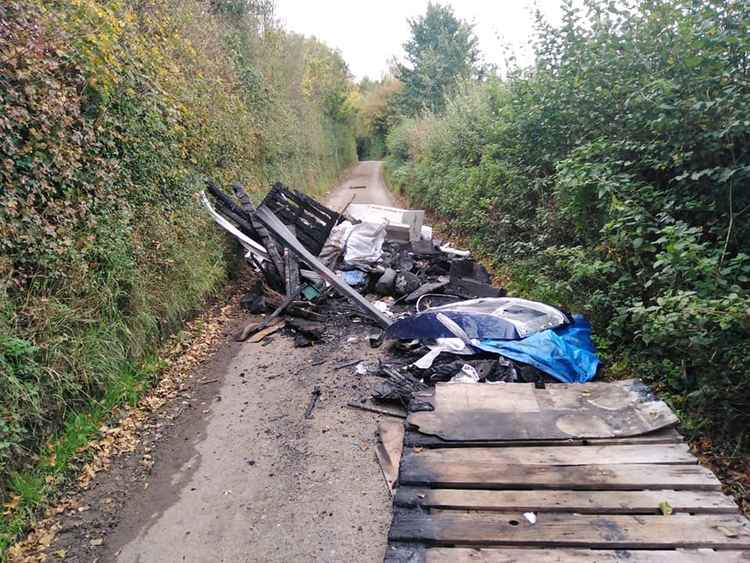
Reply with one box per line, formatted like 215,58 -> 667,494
0,0 -> 356,498
386,0 -> 750,451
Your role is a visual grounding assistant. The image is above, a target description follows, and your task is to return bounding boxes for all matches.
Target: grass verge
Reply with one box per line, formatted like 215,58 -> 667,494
0,356 -> 164,557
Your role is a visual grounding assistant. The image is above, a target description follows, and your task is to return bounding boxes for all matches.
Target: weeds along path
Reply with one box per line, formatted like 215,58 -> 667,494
18,164 -> 397,563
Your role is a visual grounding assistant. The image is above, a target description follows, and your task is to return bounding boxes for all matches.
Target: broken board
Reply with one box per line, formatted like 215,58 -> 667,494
375,421 -> 405,495
407,380 -> 678,442
247,320 -> 285,343
403,425 -> 685,448
385,380 -> 750,562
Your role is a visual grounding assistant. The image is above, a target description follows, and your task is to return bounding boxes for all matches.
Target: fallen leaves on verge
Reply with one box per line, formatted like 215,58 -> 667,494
691,436 -> 750,518
3,496 -> 21,516
658,501 -> 673,516
6,298 -> 239,562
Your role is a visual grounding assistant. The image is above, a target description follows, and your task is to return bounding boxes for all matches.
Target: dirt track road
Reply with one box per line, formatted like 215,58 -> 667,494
46,162 -> 396,563
325,161 -> 395,211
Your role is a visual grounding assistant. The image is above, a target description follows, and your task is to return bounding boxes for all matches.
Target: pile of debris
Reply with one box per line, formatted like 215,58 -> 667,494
203,180 -> 393,337
201,180 -> 505,337
202,179 -> 600,408
374,296 -> 600,406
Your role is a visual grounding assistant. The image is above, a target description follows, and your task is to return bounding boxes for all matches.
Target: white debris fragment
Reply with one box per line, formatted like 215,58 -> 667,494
372,300 -> 394,318
411,337 -> 474,370
447,364 -> 480,384
439,243 -> 470,257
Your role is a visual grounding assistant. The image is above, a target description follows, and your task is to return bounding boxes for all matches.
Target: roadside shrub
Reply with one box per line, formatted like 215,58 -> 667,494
0,0 -> 356,495
386,0 -> 750,451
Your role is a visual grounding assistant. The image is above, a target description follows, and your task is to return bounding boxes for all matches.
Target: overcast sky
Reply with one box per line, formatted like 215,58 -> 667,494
275,1 -> 568,80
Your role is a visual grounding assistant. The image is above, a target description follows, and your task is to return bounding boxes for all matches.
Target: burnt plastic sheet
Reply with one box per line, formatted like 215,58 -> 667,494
476,314 -> 599,383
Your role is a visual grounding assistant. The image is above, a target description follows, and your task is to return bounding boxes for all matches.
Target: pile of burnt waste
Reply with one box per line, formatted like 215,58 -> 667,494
202,179 -> 600,412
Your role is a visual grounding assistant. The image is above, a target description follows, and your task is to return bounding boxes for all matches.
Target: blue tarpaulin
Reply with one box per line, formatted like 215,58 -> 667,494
475,314 -> 599,383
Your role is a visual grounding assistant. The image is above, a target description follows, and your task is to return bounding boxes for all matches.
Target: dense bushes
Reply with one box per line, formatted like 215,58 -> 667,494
0,0 -> 356,495
386,0 -> 750,450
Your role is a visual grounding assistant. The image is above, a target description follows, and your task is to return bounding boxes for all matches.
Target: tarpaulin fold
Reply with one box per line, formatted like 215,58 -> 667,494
475,314 -> 599,383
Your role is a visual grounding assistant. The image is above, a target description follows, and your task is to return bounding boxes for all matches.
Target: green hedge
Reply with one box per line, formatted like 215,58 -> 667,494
0,0 -> 356,495
386,0 -> 750,451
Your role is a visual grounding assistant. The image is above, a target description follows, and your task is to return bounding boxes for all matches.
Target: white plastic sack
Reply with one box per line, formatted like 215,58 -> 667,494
319,220 -> 354,268
344,221 -> 387,266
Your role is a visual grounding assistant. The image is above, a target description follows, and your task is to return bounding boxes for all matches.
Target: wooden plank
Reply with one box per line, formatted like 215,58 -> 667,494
404,444 -> 695,466
247,319 -> 285,343
389,509 -> 750,549
404,426 -> 685,448
399,462 -> 722,490
422,548 -> 750,562
283,246 -> 300,299
232,183 -> 287,279
375,421 -> 405,495
408,381 -> 678,442
395,488 -> 740,514
347,401 -> 407,419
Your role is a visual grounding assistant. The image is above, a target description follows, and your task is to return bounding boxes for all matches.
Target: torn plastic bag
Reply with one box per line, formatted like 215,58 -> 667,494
475,315 -> 599,383
343,221 -> 387,267
412,337 -> 474,370
486,357 -> 518,383
447,364 -> 480,384
385,297 -> 570,341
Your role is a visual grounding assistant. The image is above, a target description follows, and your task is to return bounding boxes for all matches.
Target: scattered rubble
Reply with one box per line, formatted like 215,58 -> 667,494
304,386 -> 322,419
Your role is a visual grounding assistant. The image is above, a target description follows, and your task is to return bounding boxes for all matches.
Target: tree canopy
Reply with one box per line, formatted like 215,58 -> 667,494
395,2 -> 481,115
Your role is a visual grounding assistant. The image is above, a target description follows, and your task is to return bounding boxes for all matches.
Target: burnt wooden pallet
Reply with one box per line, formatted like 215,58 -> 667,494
261,182 -> 340,256
403,425 -> 685,448
385,381 -> 750,562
